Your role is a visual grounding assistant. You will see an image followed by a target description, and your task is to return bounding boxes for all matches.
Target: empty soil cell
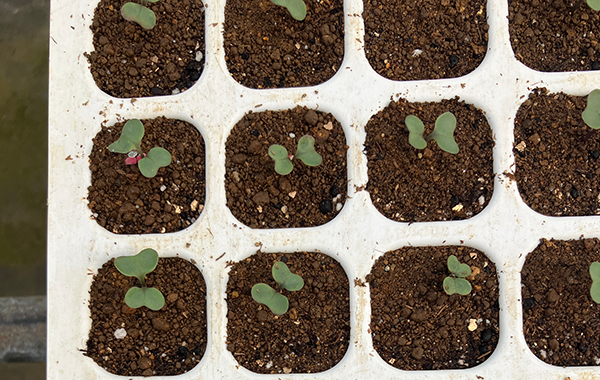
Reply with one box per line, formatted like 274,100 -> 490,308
223,0 -> 344,88
508,0 -> 600,72
362,0 -> 488,81
86,0 -> 205,98
521,238 -> 600,366
225,106 -> 347,228
364,97 -> 494,222
88,117 -> 206,234
367,245 -> 500,370
514,88 -> 600,216
85,256 -> 207,376
225,250 -> 350,374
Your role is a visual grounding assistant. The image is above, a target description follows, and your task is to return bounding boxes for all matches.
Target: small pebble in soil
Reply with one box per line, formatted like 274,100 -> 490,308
411,347 -> 424,360
319,200 -> 333,214
481,329 -> 493,343
449,55 -> 460,68
114,328 -> 127,339
523,298 -> 535,309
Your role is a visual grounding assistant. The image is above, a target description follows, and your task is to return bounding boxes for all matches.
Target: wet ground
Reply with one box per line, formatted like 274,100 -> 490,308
0,0 -> 49,378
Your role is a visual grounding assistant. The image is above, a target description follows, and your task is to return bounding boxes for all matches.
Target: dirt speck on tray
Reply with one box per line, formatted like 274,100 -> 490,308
85,257 -> 207,376
367,246 -> 499,370
86,0 -> 205,98
363,0 -> 488,80
224,0 -> 344,88
225,106 -> 347,228
88,117 -> 206,234
522,238 -> 600,366
365,97 -> 494,222
509,1 -> 600,72
514,88 -> 600,216
226,251 -> 350,373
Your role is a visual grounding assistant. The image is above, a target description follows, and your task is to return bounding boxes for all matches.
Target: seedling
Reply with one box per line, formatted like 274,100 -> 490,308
583,89 -> 600,130
251,261 -> 304,315
271,0 -> 307,21
268,135 -> 322,175
108,119 -> 172,178
443,255 -> 472,296
121,0 -> 159,30
114,248 -> 165,311
405,112 -> 459,154
590,262 -> 600,303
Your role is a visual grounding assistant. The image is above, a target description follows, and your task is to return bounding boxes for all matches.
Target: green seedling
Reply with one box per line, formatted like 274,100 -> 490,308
443,255 -> 472,296
121,0 -> 159,29
114,248 -> 165,311
251,261 -> 304,315
271,0 -> 307,21
268,135 -> 322,175
583,89 -> 600,129
590,262 -> 600,303
405,112 -> 459,154
108,119 -> 172,178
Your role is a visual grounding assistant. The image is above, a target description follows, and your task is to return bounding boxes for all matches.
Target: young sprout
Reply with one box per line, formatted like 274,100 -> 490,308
270,0 -> 307,21
583,89 -> 600,130
443,255 -> 472,296
121,0 -> 159,29
268,135 -> 322,175
108,119 -> 172,178
251,261 -> 304,315
405,112 -> 459,154
114,248 -> 165,311
590,262 -> 600,303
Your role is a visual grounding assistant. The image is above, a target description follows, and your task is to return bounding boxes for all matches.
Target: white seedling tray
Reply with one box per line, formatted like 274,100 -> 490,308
48,0 -> 600,378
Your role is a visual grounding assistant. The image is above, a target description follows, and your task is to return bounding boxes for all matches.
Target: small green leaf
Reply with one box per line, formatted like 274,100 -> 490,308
405,115 -> 427,149
138,147 -> 172,178
252,283 -> 277,304
587,0 -> 600,11
295,135 -> 322,167
583,89 -> 600,129
590,262 -> 600,303
114,248 -> 159,282
443,277 -> 472,295
124,286 -> 165,310
271,0 -> 307,21
428,112 -> 459,154
268,145 -> 293,175
590,262 -> 600,281
121,2 -> 156,29
108,119 -> 144,154
272,261 -> 304,291
251,283 -> 290,315
447,255 -> 471,278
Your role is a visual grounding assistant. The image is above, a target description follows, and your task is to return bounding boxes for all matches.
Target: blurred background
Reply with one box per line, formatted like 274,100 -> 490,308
0,0 -> 49,378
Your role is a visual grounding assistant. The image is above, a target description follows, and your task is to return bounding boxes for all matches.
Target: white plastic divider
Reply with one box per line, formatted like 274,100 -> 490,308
48,0 -> 600,378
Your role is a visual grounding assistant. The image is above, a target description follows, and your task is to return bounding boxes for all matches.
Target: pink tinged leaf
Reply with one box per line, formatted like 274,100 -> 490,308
125,156 -> 142,165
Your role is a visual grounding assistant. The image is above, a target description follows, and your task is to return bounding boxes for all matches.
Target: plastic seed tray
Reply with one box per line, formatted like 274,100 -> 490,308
48,0 -> 600,378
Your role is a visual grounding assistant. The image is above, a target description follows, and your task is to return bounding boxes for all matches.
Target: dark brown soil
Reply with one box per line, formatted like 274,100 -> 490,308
225,106 -> 347,228
521,238 -> 600,366
85,257 -> 207,376
88,117 -> 206,234
367,245 -> 500,370
86,0 -> 205,98
514,88 -> 600,216
223,0 -> 344,88
508,0 -> 600,72
225,251 -> 350,374
364,97 -> 494,222
363,0 -> 488,81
